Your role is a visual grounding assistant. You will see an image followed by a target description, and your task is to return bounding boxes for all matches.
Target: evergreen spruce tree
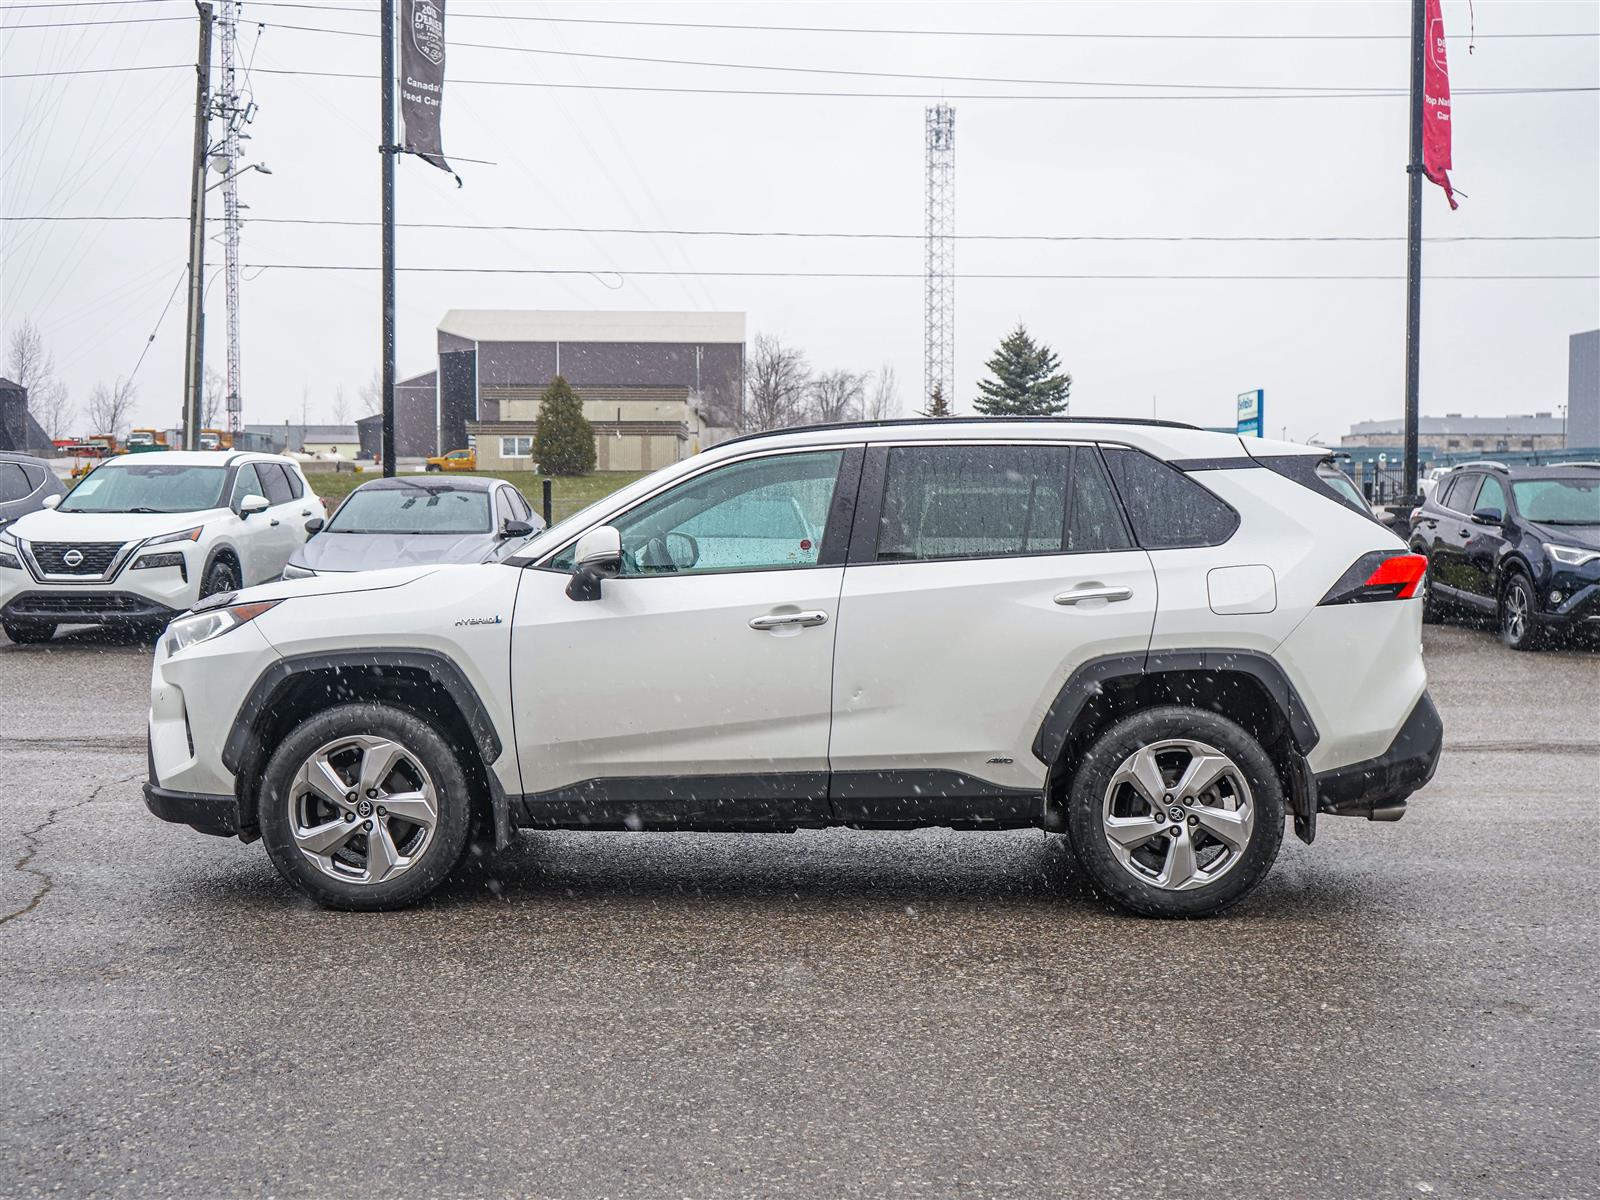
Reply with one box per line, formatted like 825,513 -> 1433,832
921,382 -> 952,418
973,324 -> 1072,416
533,375 -> 596,476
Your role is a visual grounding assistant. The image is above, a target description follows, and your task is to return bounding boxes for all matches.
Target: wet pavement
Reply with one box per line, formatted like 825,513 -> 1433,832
1,622 -> 1596,1198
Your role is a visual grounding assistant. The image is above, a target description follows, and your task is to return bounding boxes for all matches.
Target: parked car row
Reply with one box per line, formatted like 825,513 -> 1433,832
1408,461 -> 1599,649
0,451 -> 544,643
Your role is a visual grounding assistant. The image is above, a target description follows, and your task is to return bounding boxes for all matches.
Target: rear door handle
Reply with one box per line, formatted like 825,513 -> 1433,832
749,610 -> 829,630
1054,585 -> 1133,606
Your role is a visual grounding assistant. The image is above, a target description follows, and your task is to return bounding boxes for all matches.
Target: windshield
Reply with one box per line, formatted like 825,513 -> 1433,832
1512,477 -> 1600,526
328,484 -> 492,534
59,463 -> 227,513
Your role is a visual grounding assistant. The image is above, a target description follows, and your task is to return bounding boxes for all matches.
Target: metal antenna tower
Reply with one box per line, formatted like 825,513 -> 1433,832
215,0 -> 252,439
923,103 -> 955,410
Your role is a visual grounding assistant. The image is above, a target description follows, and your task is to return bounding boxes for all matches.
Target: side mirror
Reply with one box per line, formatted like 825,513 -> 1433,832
41,495 -> 61,510
304,517 -> 325,536
500,519 -> 534,540
236,493 -> 270,519
565,525 -> 622,602
1470,506 -> 1504,526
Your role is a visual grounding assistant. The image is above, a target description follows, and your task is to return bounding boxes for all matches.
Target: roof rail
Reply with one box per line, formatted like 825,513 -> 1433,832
1447,460 -> 1509,473
716,414 -> 1200,450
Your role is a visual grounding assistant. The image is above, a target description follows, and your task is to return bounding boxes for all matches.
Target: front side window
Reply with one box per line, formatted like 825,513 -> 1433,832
60,463 -> 227,514
1102,447 -> 1239,550
1473,474 -> 1508,516
552,450 -> 844,575
230,465 -> 265,507
500,436 -> 532,458
328,484 -> 492,534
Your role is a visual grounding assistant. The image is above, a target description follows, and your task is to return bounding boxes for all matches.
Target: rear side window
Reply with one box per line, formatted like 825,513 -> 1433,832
1101,447 -> 1239,549
256,463 -> 293,505
1439,473 -> 1477,512
0,462 -> 34,502
874,444 -> 1132,562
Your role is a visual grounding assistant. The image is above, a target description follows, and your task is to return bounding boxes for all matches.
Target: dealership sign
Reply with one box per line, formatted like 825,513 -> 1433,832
1236,390 -> 1264,438
399,0 -> 454,177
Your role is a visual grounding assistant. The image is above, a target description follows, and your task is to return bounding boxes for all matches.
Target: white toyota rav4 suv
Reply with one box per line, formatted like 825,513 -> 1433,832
143,419 -> 1442,917
0,450 -> 324,643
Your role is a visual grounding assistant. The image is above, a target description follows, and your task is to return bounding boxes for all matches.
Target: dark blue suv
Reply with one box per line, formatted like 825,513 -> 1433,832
1410,463 -> 1600,649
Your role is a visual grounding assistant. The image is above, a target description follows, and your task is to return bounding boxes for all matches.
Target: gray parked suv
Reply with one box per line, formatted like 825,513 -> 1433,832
0,452 -> 65,530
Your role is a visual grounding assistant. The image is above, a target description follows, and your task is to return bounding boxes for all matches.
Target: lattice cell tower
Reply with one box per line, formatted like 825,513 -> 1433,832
923,104 -> 955,411
214,0 -> 253,438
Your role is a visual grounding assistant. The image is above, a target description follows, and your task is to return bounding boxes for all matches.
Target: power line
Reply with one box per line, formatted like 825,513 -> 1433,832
242,65 -> 1598,101
7,215 -> 1596,243
0,63 -> 186,79
243,264 -> 1600,281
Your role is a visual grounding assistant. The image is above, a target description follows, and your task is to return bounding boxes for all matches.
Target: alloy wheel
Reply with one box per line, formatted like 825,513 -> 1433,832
1100,738 -> 1255,891
1503,580 -> 1530,644
288,734 -> 439,885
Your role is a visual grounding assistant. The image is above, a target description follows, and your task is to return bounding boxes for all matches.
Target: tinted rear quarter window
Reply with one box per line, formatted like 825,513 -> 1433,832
0,462 -> 34,502
257,463 -> 294,505
1101,447 -> 1239,549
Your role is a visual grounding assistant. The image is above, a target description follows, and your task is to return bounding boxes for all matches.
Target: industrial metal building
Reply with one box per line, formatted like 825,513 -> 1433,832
0,378 -> 50,454
429,310 -> 745,470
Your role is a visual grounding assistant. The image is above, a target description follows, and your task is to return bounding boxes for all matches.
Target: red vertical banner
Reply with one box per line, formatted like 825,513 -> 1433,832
1423,0 -> 1457,208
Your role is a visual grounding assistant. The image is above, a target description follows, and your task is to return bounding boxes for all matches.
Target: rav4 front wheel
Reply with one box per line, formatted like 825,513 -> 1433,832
258,704 -> 474,910
1063,707 -> 1285,918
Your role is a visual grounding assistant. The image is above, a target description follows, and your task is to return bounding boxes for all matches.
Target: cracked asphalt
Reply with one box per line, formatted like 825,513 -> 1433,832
1,622 -> 1596,1199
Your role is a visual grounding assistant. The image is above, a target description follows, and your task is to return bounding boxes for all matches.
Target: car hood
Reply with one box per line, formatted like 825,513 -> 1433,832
294,531 -> 499,572
232,565 -> 442,604
4,506 -> 228,544
1528,521 -> 1600,552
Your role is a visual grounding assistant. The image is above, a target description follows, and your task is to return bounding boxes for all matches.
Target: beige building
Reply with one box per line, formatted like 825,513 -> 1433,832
469,386 -> 711,472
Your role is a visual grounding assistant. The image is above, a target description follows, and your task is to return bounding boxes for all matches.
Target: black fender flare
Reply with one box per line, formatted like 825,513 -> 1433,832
1032,649 -> 1321,766
222,649 -> 511,847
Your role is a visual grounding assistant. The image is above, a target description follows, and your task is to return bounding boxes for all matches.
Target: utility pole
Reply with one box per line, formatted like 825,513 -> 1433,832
1402,0 -> 1426,501
181,2 -> 214,452
380,0 -> 397,477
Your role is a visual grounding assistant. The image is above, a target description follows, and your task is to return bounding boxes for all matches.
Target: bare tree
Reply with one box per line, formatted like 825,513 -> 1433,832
742,334 -> 811,433
86,377 -> 138,439
806,368 -> 866,425
863,363 -> 899,421
6,319 -> 73,439
203,366 -> 225,431
358,369 -> 381,416
330,383 -> 350,427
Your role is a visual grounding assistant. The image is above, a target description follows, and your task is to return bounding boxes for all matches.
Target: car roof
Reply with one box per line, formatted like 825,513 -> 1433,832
702,416 -> 1261,465
97,449 -> 297,468
0,451 -> 50,466
353,475 -> 504,492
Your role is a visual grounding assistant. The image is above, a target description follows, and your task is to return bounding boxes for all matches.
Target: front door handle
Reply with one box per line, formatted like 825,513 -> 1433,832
269,518 -> 281,527
1054,585 -> 1133,606
749,610 -> 829,631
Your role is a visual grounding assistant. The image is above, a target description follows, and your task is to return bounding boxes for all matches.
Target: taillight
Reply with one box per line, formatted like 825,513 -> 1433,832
1319,551 -> 1428,605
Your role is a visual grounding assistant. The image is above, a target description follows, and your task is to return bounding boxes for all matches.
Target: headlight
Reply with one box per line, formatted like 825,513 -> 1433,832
0,529 -> 20,570
281,562 -> 317,580
1545,543 -> 1600,568
163,600 -> 280,657
0,528 -> 18,550
0,551 -> 19,571
146,526 -> 204,547
132,551 -> 188,580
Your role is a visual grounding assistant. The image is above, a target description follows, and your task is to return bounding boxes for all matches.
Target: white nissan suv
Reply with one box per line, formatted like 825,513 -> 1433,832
143,419 -> 1442,917
0,450 -> 324,643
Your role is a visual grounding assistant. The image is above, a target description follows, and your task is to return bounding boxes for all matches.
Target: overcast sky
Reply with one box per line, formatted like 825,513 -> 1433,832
2,0 -> 1597,442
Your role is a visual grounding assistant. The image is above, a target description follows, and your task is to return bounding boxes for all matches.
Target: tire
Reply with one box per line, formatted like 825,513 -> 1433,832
199,554 -> 239,599
424,463 -> 441,473
1499,572 -> 1544,651
258,703 -> 475,910
2,619 -> 56,645
1062,706 -> 1286,919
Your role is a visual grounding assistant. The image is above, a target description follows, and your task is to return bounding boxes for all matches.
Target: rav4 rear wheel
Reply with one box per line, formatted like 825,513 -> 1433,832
258,704 -> 474,910
1063,707 -> 1285,918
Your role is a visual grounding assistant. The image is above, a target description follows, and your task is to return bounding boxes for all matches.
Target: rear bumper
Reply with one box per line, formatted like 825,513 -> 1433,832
1315,691 -> 1443,820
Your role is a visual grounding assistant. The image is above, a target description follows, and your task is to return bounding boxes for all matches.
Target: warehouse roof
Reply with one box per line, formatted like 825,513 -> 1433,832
1346,413 -> 1565,436
438,309 -> 746,345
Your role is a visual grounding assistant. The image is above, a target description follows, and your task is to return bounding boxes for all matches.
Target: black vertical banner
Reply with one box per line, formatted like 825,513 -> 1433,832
399,0 -> 454,177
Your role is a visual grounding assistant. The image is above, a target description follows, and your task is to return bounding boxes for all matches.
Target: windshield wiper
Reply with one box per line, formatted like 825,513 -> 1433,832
1535,518 -> 1599,526
123,506 -> 169,513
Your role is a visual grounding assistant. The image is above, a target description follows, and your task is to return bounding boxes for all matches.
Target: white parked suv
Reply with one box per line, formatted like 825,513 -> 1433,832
142,419 -> 1442,917
0,450 -> 324,643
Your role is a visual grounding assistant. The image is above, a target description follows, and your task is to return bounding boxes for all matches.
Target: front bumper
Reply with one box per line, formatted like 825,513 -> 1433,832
3,589 -> 180,626
1533,578 -> 1600,632
144,738 -> 250,839
1314,690 -> 1443,820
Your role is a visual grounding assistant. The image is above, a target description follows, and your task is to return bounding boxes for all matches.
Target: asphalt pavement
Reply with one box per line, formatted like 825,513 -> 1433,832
1,622 -> 1596,1199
